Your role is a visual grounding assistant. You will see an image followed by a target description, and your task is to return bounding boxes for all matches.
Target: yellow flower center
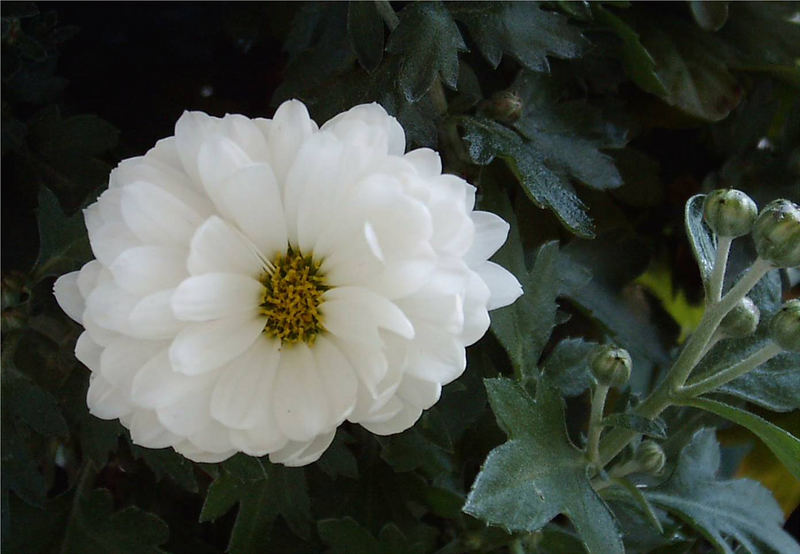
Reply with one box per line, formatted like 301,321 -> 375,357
259,248 -> 326,345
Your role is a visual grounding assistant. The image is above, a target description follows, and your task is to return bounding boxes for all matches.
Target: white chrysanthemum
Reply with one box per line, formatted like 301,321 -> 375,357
54,100 -> 522,466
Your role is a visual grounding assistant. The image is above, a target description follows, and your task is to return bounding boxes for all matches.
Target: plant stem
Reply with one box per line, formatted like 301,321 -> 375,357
679,341 -> 783,397
708,236 -> 732,302
374,0 -> 399,30
596,258 -> 773,467
586,385 -> 609,464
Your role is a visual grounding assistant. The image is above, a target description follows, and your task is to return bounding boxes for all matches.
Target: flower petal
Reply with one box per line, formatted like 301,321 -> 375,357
129,410 -> 181,449
109,245 -> 187,295
131,350 -> 214,408
474,261 -> 523,310
465,211 -> 510,265
120,182 -> 204,247
210,338 -> 280,429
268,431 -> 335,467
311,336 -> 357,424
100,337 -> 166,389
272,343 -> 331,442
171,273 -> 264,322
53,271 -> 83,323
169,311 -> 265,375
322,286 -> 414,342
188,216 -> 263,276
268,99 -> 318,185
129,290 -> 185,339
197,135 -> 252,194
87,375 -> 132,419
75,331 -> 103,372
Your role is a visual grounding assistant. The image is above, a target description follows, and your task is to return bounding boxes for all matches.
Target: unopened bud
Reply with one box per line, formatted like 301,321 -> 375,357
752,200 -> 800,268
702,189 -> 757,238
635,440 -> 666,474
590,345 -> 632,388
720,296 -> 760,338
483,91 -> 523,124
770,299 -> 800,352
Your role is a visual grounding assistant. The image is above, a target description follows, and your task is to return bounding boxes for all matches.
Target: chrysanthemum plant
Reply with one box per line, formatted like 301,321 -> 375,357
3,2 -> 799,553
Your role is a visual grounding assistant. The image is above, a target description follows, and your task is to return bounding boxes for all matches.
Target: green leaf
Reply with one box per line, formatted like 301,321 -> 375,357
680,397 -> 800,481
684,194 -> 716,291
61,486 -> 169,554
462,116 -> 595,237
602,477 -> 664,534
719,352 -> 800,412
33,186 -> 91,281
131,446 -> 198,493
318,517 -> 380,554
387,1 -> 467,101
200,459 -> 311,551
347,1 -> 384,72
594,6 -> 668,96
451,2 -> 585,72
646,428 -> 800,554
3,373 -> 68,437
542,337 -> 597,397
464,378 -> 624,553
638,15 -> 741,121
689,1 -> 730,31
603,413 -> 667,439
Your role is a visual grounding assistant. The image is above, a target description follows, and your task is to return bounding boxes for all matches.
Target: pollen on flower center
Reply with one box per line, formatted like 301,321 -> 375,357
259,248 -> 326,345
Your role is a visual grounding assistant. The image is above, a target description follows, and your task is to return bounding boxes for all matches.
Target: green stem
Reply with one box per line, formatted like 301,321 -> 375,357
708,236 -> 732,302
586,385 -> 609,464
679,341 -> 783,397
596,258 -> 773,467
374,0 -> 399,30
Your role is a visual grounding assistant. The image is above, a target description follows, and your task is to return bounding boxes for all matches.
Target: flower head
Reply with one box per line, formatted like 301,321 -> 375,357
54,100 -> 522,465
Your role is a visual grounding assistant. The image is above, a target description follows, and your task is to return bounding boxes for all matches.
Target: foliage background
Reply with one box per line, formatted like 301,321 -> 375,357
2,2 -> 799,553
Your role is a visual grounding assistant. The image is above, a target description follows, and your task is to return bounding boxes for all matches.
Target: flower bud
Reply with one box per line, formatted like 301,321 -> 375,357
752,199 -> 800,268
702,189 -> 757,238
635,440 -> 666,474
483,91 -> 523,124
770,299 -> 800,352
720,296 -> 760,338
590,345 -> 632,388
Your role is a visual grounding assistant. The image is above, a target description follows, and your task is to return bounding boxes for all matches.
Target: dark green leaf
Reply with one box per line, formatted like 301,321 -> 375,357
464,378 -> 624,553
4,373 -> 68,437
317,431 -> 358,479
594,6 -> 668,96
33,186 -> 91,281
689,1 -> 730,31
680,397 -> 800,481
462,116 -> 594,236
199,470 -> 243,523
61,486 -> 169,554
131,446 -> 198,493
603,413 -> 667,439
387,1 -> 467,101
451,2 -> 585,72
602,477 -> 664,534
318,517 -> 381,554
541,337 -> 597,397
347,1 -> 384,72
646,428 -> 800,554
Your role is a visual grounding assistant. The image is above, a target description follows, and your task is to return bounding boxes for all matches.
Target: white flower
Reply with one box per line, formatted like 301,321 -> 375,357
53,100 -> 522,466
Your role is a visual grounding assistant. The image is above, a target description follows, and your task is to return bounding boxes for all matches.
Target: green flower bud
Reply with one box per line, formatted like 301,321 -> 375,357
590,345 -> 632,388
483,91 -> 523,124
720,296 -> 760,338
635,440 -> 666,474
752,199 -> 800,268
770,299 -> 800,352
702,189 -> 757,237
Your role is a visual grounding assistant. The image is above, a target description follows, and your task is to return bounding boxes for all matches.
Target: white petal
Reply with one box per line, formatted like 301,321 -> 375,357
466,211 -> 510,265
100,338 -> 166,389
404,148 -> 441,177
109,246 -> 187,295
229,421 -> 287,457
129,290 -> 185,339
327,337 -> 387,400
217,164 -> 288,258
84,282 -> 138,334
169,311 -> 265,375
174,111 -> 221,184
221,113 -> 271,163
120,182 -> 204,247
76,260 -> 103,299
172,273 -> 264,322
53,272 -> 83,323
268,99 -> 318,185
360,400 -> 421,436
311,336 -> 357,424
322,286 -> 414,343
272,344 -> 331,442
197,135 -> 252,193
86,220 -> 141,267
156,388 -> 212,436
129,411 -> 181,449
321,103 -> 405,156
87,375 -> 132,419
189,419 -> 235,454
131,350 -> 213,408
397,294 -> 464,335
174,441 -> 236,463
268,431 -> 336,467
75,331 -> 102,372
475,261 -> 523,310
397,374 -> 441,410
188,216 -> 263,276
210,338 -> 280,429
